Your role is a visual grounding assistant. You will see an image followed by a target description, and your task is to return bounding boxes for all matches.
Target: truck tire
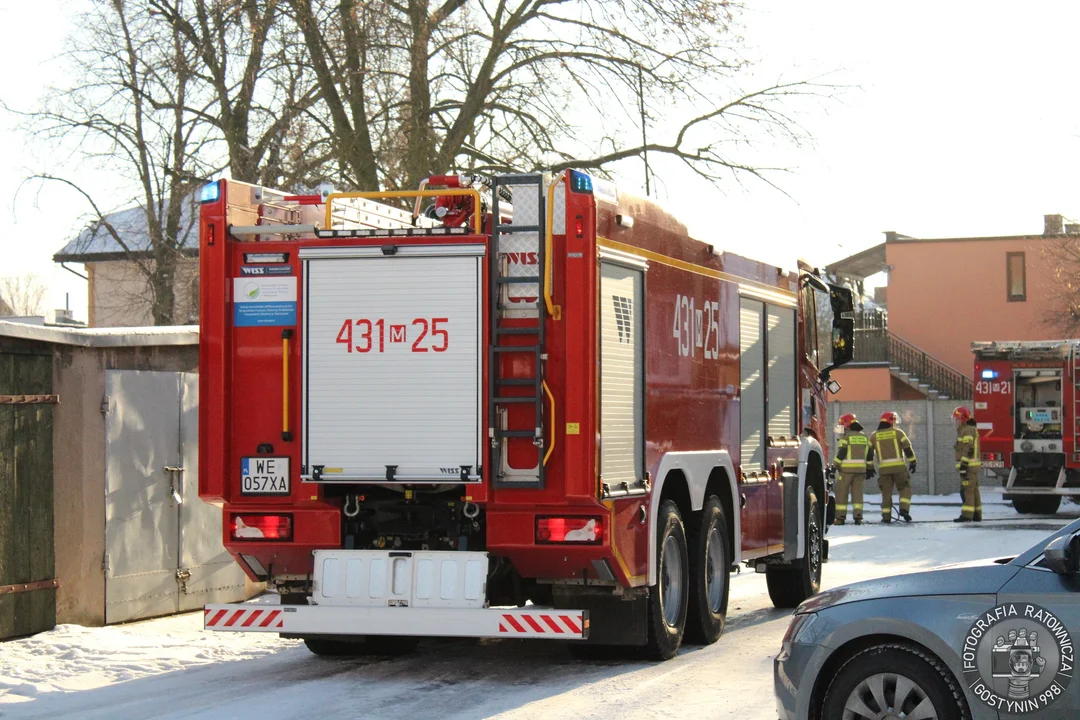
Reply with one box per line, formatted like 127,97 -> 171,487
1028,495 -> 1062,514
766,486 -> 822,609
684,496 -> 729,645
643,500 -> 689,660
1011,495 -> 1062,514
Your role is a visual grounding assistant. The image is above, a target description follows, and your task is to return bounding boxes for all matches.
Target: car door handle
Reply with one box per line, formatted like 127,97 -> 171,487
163,466 -> 185,474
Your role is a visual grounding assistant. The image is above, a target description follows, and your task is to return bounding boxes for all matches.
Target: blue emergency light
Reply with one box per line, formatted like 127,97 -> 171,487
569,170 -> 593,194
981,369 -> 997,379
200,181 -> 221,203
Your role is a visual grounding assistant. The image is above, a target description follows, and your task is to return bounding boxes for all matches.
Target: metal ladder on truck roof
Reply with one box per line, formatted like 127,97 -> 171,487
489,174 -> 548,489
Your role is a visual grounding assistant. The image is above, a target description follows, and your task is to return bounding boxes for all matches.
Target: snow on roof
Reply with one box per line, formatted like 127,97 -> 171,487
53,196 -> 199,263
0,321 -> 198,347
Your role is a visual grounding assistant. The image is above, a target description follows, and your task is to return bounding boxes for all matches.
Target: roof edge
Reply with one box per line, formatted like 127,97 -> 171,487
0,321 -> 199,347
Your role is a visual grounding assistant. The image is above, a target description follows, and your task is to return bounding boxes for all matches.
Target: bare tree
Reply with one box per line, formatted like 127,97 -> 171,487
1041,233 -> 1080,335
0,274 -> 48,317
146,0 -> 330,188
285,0 -> 833,192
18,1 -> 215,325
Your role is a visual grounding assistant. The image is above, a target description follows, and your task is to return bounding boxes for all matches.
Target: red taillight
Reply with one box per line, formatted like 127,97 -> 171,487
575,215 -> 584,238
231,514 -> 292,541
536,517 -> 603,544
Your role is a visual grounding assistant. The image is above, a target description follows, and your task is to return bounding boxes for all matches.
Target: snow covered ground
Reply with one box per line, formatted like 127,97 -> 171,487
1,496 -> 1076,720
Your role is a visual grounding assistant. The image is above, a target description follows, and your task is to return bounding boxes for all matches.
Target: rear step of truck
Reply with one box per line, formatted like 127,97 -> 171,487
204,549 -> 588,640
204,604 -> 588,640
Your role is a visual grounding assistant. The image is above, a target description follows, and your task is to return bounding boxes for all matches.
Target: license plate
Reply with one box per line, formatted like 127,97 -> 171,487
984,460 -> 1005,468
241,457 -> 290,495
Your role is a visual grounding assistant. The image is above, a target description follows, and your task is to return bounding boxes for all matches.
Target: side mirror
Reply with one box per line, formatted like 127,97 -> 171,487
826,379 -> 842,395
1042,532 -> 1080,575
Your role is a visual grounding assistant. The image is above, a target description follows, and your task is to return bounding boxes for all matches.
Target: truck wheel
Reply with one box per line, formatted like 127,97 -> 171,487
684,496 -> 729,645
766,486 -> 822,609
644,500 -> 689,660
1011,496 -> 1033,514
1030,495 -> 1063,514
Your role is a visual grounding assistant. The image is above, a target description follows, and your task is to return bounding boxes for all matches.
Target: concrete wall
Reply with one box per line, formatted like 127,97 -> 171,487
886,236 -> 1058,374
829,398 -> 978,498
52,343 -> 198,625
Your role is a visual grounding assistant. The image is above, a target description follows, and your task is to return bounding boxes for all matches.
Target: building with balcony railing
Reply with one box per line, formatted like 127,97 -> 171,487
826,213 -> 1073,402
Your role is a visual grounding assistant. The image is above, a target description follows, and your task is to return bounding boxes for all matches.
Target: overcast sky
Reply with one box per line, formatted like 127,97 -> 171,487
3,1 -> 1080,322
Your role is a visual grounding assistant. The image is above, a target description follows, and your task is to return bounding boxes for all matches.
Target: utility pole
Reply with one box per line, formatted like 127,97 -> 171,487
638,66 -> 651,197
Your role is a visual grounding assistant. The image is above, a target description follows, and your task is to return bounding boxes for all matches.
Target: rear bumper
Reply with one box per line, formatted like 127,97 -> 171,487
204,603 -> 589,640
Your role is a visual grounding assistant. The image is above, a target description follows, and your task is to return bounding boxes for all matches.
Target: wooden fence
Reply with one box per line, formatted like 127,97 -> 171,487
0,350 -> 56,640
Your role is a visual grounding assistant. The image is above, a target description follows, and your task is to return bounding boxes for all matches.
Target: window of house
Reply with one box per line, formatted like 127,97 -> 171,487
1007,252 -> 1026,302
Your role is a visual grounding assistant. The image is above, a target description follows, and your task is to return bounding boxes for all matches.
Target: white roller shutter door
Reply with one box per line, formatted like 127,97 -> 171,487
301,247 -> 483,482
599,262 -> 644,488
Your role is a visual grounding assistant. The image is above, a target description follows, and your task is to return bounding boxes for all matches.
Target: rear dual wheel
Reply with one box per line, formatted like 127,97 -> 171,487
644,497 -> 731,659
644,500 -> 689,660
685,497 -> 730,645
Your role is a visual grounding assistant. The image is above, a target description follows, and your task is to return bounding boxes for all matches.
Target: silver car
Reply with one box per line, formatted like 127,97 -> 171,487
775,518 -> 1080,719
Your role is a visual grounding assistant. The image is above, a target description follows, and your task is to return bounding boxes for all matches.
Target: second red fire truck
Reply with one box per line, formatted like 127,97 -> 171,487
198,170 -> 854,660
973,339 -> 1080,514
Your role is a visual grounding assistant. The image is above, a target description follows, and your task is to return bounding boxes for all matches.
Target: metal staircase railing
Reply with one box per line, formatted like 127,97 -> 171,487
887,333 -> 973,400
851,311 -> 972,399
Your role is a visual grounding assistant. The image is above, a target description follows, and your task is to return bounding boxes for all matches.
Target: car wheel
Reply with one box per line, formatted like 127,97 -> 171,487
822,644 -> 964,720
643,499 -> 689,660
766,486 -> 822,608
684,496 -> 729,645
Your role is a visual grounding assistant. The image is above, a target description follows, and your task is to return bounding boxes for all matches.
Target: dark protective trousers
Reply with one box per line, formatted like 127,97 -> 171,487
835,471 -> 864,521
878,466 -> 912,520
960,467 -> 982,520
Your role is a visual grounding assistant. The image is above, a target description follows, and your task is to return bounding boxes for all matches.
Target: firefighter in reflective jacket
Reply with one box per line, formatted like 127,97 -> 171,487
953,406 -> 983,522
833,413 -> 869,525
867,411 -> 916,523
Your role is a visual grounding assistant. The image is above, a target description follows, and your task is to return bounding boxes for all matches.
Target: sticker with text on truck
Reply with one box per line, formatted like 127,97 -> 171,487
241,457 -> 290,495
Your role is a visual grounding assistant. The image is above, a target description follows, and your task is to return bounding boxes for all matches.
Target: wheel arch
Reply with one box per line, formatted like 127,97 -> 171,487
647,451 -> 741,586
791,436 -> 827,561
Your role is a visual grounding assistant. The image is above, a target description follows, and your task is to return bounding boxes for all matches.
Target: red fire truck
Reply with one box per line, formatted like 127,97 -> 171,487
973,340 -> 1080,514
197,171 -> 854,660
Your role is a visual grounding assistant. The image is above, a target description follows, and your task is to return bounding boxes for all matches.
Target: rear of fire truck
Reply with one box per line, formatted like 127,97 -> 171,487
973,340 -> 1080,514
198,171 -> 852,660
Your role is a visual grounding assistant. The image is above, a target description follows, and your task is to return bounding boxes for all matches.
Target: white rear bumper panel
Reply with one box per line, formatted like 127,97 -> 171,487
204,604 -> 589,640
